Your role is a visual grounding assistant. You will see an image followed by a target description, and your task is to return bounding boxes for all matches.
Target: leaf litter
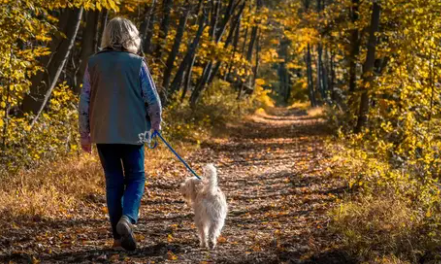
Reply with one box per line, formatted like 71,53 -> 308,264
0,108 -> 354,264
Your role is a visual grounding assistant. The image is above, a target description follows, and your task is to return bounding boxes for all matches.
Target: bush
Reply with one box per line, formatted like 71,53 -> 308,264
330,196 -> 420,261
0,82 -> 79,176
328,137 -> 441,262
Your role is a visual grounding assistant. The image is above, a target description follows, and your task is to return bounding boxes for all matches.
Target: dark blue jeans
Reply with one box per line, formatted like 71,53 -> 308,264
97,144 -> 145,239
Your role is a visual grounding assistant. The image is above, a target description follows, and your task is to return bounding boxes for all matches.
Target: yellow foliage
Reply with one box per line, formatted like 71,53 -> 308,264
1,83 -> 79,175
252,78 -> 275,109
330,196 -> 421,260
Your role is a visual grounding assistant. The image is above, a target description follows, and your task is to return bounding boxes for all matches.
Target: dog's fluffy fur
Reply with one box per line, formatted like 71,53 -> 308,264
179,164 -> 228,249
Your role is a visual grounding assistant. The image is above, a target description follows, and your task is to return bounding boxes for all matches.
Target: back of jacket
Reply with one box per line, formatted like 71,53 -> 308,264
88,50 -> 146,145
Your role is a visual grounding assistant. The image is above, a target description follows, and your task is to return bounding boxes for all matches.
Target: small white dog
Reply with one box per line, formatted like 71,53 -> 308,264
179,164 -> 228,249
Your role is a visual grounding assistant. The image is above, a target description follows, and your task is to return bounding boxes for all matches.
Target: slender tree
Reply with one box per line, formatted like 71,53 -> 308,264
21,8 -> 84,117
96,9 -> 108,50
278,38 -> 291,104
355,1 -> 381,132
169,5 -> 207,94
155,0 -> 174,60
189,0 -> 239,107
225,15 -> 241,81
181,0 -> 205,100
141,0 -> 157,54
207,2 -> 246,86
349,0 -> 361,93
306,44 -> 316,106
75,10 -> 99,93
162,1 -> 191,95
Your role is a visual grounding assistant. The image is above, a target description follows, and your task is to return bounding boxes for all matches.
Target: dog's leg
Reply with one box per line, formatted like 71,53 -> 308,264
197,223 -> 208,248
208,221 -> 223,250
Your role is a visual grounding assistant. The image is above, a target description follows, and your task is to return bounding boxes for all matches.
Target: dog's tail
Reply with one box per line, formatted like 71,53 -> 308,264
204,164 -> 218,193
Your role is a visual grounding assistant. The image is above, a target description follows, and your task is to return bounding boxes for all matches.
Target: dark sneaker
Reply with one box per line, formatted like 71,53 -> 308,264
116,215 -> 137,251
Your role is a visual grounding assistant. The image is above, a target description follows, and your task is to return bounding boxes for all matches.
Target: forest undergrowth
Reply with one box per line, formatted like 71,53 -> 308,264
0,102 -> 356,264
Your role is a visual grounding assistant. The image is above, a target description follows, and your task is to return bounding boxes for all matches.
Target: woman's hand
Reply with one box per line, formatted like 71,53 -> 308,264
81,136 -> 92,154
147,129 -> 154,141
147,129 -> 157,144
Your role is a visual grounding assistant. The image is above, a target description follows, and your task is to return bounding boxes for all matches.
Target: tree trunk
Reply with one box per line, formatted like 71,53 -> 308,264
306,44 -> 316,107
190,62 -> 213,107
162,1 -> 191,103
349,0 -> 360,93
182,54 -> 197,101
355,2 -> 381,133
169,8 -> 206,94
237,0 -> 261,99
316,0 -> 326,103
317,44 -> 325,102
225,16 -> 241,81
206,2 -> 246,86
279,38 -> 290,104
252,29 -> 261,88
2,50 -> 13,153
194,0 -> 204,17
21,8 -> 84,116
214,0 -> 237,42
180,0 -> 204,100
209,0 -> 220,39
96,9 -> 108,51
139,3 -> 152,37
75,10 -> 99,93
320,44 -> 329,101
141,0 -> 157,55
189,0 -> 239,107
155,0 -> 174,60
241,26 -> 248,55
329,47 -> 336,101
21,9 -> 71,112
247,25 -> 258,64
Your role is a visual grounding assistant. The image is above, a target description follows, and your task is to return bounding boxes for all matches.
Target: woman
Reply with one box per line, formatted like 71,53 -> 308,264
79,17 -> 162,251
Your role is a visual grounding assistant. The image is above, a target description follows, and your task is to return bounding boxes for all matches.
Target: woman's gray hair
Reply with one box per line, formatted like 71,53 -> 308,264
101,17 -> 141,54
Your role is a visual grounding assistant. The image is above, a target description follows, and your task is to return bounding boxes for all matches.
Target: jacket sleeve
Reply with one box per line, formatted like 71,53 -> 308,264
140,60 -> 162,131
79,65 -> 91,138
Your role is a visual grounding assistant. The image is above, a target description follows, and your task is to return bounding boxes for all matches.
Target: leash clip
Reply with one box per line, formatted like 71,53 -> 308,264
146,130 -> 158,149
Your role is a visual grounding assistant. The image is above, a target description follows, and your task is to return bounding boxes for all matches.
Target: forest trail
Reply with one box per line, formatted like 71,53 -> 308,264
1,108 -> 353,264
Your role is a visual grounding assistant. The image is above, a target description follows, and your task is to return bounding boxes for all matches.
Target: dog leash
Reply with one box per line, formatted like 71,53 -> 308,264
148,131 -> 202,180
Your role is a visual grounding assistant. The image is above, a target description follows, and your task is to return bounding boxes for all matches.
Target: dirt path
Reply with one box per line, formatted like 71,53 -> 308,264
1,108 -> 353,264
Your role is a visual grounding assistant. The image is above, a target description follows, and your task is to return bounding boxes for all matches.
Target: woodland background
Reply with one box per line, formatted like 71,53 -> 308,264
1,0 -> 441,263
